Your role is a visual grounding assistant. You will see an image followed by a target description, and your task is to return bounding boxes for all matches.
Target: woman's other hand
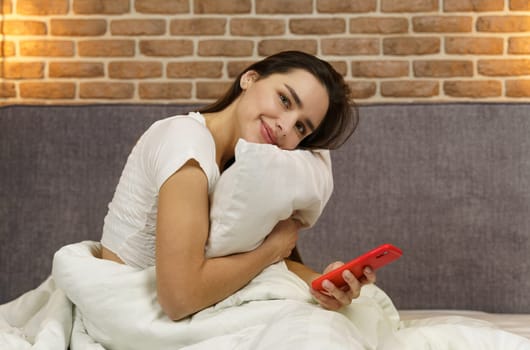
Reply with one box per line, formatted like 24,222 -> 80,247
309,262 -> 376,311
262,218 -> 302,264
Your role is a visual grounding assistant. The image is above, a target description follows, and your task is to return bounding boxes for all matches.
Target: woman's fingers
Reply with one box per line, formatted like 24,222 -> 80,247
311,266 -> 378,310
313,277 -> 358,309
310,288 -> 342,310
342,270 -> 361,298
323,261 -> 344,274
362,266 -> 376,284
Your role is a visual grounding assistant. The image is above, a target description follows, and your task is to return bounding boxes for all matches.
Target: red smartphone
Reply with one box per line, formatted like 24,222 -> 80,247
311,243 -> 403,292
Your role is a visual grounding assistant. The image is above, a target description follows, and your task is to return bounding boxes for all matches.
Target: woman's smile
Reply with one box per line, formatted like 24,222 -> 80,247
260,119 -> 277,145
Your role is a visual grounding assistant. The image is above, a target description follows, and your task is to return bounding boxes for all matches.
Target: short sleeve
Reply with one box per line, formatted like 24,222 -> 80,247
137,114 -> 219,192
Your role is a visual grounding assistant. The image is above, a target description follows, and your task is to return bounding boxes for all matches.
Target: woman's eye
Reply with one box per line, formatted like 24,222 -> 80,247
295,122 -> 306,135
279,94 -> 291,109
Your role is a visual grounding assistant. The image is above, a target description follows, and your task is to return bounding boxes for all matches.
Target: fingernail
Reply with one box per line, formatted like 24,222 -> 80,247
364,266 -> 373,274
343,270 -> 354,281
322,280 -> 333,290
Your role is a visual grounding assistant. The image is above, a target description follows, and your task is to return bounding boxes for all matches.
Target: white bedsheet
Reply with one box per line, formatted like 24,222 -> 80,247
1,241 -> 529,350
400,310 -> 530,341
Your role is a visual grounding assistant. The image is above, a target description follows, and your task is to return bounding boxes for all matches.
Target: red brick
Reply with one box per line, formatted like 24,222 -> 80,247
199,40 -> 254,56
413,60 -> 473,77
348,81 -> 376,99
20,40 -> 74,56
351,60 -> 409,78
109,62 -> 163,79
290,19 -> 344,35
170,18 -> 226,35
139,82 -> 192,99
444,0 -> 504,11
506,80 -> 530,97
413,16 -> 472,32
511,0 -> 530,10
73,0 -> 129,14
49,62 -> 104,78
322,38 -> 379,55
20,82 -> 75,99
111,20 -> 166,36
383,37 -> 440,55
2,20 -> 47,35
508,37 -> 530,54
194,0 -> 250,14
2,62 -> 44,79
350,17 -> 408,34
232,19 -> 285,36
227,61 -> 256,77
0,83 -> 16,98
477,16 -> 530,32
444,80 -> 501,97
445,37 -> 503,55
136,0 -> 188,13
196,81 -> 232,100
51,19 -> 106,36
78,40 -> 135,57
167,62 -> 223,78
17,0 -> 68,15
382,0 -> 438,12
329,61 -> 348,76
258,39 -> 317,56
381,81 -> 439,97
80,82 -> 134,99
139,40 -> 193,56
349,82 -> 377,99
256,0 -> 312,14
2,0 -> 13,14
2,41 -> 15,56
317,0 -> 376,13
478,59 -> 530,76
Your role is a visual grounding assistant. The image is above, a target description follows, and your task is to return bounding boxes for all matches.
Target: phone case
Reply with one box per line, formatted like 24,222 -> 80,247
311,243 -> 402,291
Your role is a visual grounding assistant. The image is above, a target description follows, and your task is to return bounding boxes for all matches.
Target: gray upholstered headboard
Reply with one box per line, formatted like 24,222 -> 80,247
300,103 -> 530,313
1,103 -> 529,313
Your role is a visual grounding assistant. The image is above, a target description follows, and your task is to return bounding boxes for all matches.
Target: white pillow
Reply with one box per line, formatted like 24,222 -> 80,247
206,139 -> 333,258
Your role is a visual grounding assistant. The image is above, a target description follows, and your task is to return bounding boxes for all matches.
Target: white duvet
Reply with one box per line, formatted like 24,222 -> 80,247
1,241 -> 529,350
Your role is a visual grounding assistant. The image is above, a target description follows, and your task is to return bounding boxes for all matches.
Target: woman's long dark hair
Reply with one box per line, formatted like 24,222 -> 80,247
199,51 -> 358,150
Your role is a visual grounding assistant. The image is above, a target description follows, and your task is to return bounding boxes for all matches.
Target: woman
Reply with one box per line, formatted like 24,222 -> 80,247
100,51 -> 376,321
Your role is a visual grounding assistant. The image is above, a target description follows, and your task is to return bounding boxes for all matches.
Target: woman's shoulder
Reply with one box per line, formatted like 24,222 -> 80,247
151,111 -> 208,133
144,112 -> 213,147
137,112 -> 219,190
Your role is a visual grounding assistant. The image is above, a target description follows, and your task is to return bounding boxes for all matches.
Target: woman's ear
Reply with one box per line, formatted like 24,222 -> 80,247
240,70 -> 259,90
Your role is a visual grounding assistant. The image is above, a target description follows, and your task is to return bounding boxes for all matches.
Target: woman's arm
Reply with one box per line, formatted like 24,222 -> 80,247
156,160 -> 300,321
285,259 -> 320,283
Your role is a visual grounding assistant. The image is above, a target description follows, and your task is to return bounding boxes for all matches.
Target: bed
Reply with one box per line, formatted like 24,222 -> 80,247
1,103 -> 529,348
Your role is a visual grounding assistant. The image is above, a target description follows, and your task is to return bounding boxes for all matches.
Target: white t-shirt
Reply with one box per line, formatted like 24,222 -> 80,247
100,112 -> 220,268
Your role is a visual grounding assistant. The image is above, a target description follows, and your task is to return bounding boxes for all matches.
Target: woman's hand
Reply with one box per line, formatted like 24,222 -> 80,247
309,261 -> 376,311
261,218 -> 302,264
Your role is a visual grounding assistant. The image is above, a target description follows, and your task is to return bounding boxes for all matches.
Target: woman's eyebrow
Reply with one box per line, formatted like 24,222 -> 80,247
284,83 -> 316,132
284,84 -> 303,108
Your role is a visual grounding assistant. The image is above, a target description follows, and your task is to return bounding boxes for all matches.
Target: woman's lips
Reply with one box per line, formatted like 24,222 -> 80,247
260,120 -> 277,145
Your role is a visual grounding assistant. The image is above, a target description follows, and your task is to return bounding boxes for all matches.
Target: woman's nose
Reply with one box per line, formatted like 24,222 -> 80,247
276,113 -> 297,137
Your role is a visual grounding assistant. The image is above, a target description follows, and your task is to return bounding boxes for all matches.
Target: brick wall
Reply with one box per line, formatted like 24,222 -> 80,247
1,0 -> 530,105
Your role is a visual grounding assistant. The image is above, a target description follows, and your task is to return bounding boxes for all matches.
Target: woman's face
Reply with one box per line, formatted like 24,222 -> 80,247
235,69 -> 329,150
